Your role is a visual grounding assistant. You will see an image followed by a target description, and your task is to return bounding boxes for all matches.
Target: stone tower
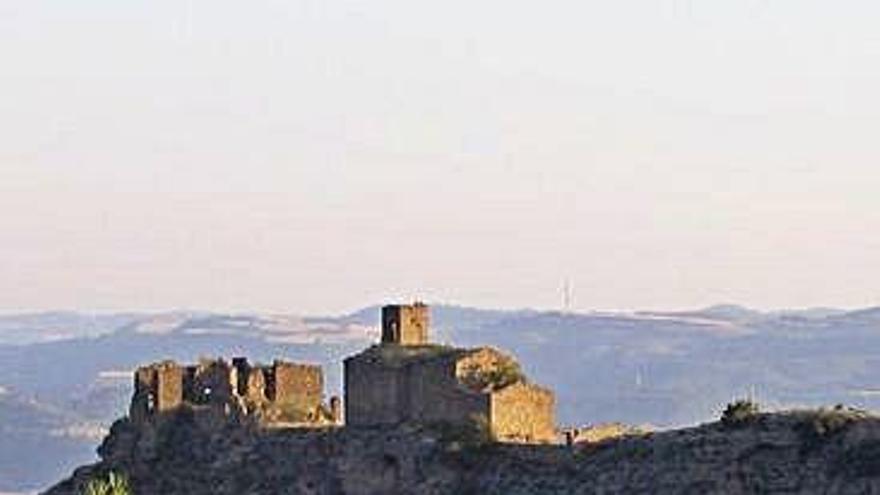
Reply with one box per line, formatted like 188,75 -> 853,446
381,303 -> 429,345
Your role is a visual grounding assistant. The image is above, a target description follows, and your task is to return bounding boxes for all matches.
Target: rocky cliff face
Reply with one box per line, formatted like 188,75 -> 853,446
47,408 -> 880,494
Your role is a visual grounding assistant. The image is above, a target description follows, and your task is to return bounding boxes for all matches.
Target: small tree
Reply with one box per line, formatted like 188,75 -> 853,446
84,471 -> 131,495
721,399 -> 759,427
460,360 -> 525,392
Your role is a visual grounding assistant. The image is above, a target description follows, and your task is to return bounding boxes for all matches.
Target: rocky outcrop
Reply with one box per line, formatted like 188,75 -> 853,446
46,408 -> 880,494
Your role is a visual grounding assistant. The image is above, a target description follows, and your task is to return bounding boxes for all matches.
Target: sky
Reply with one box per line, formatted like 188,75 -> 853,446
1,0 -> 879,315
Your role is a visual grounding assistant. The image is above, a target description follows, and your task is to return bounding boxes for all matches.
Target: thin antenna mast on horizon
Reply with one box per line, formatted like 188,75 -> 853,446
563,279 -> 573,313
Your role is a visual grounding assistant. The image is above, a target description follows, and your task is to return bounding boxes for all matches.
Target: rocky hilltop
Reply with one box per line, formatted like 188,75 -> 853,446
9,304 -> 880,492
47,406 -> 880,494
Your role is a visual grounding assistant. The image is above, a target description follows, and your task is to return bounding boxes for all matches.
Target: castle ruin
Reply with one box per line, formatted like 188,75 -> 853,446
131,357 -> 339,426
127,303 -> 556,443
345,303 -> 556,443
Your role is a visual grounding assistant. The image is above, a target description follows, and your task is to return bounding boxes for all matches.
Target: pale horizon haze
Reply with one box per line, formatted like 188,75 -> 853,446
2,1 -> 879,315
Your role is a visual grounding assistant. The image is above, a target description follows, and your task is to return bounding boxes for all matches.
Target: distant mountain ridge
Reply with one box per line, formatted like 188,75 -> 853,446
3,303 -> 876,345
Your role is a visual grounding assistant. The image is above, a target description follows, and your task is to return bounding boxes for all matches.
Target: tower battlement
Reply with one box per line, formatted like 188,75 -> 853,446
381,302 -> 429,346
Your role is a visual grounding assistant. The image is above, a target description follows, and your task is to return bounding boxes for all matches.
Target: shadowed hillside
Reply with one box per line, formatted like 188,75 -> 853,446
47,407 -> 880,494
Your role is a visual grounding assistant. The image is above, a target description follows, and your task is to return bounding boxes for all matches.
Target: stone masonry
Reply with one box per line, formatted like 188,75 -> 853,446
131,357 -> 339,426
127,303 -> 556,443
381,303 -> 429,346
345,304 -> 556,443
130,360 -> 183,423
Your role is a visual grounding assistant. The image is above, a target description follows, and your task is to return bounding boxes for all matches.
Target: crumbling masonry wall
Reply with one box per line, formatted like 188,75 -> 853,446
344,345 -> 553,443
344,350 -> 490,426
344,355 -> 405,425
185,359 -> 234,407
266,361 -> 324,422
156,363 -> 183,412
130,361 -> 183,421
131,357 -> 337,426
400,354 -> 489,426
270,362 -> 322,405
490,382 -> 556,442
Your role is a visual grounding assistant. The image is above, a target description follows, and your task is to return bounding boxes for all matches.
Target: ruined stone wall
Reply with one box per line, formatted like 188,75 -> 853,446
243,368 -> 268,406
186,359 -> 234,407
128,368 -> 156,422
490,382 -> 556,443
402,356 -> 489,425
155,363 -> 184,412
231,358 -> 251,398
131,357 -> 331,426
130,367 -> 155,421
344,351 -> 489,427
344,355 -> 404,425
270,362 -> 322,405
567,423 -> 636,445
264,362 -> 324,422
131,361 -> 183,421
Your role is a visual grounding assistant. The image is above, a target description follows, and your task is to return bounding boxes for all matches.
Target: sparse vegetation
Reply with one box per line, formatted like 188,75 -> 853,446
721,399 -> 760,427
460,360 -> 525,392
83,471 -> 130,495
811,409 -> 855,437
798,406 -> 866,444
484,360 -> 526,390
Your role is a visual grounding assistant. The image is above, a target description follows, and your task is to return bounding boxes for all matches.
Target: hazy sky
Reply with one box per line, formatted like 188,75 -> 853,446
1,0 -> 879,315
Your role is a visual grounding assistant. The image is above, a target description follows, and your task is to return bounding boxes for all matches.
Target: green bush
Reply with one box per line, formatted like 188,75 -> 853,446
83,471 -> 131,495
803,407 -> 863,440
812,410 -> 852,437
460,360 -> 525,392
721,399 -> 760,427
483,361 -> 525,390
